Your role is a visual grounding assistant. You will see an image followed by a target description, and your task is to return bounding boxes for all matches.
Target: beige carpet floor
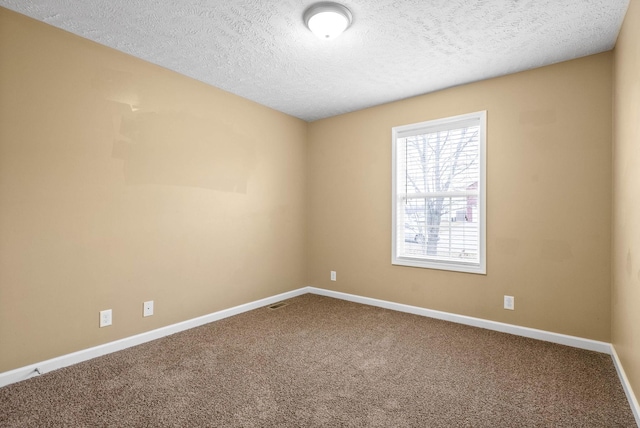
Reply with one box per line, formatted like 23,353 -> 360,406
0,294 -> 636,427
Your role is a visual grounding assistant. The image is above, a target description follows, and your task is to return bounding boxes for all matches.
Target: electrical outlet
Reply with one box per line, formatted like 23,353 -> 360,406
330,271 -> 336,281
143,300 -> 154,317
504,295 -> 515,310
99,309 -> 112,327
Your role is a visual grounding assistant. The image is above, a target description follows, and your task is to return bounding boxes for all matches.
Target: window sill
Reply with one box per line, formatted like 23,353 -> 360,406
392,256 -> 486,275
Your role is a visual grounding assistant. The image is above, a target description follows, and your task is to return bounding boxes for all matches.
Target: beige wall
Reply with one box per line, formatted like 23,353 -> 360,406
307,53 -> 613,341
613,0 -> 640,407
0,9 -> 307,372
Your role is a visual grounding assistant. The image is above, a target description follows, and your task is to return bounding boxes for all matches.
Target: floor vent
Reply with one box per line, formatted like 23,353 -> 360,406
267,302 -> 289,310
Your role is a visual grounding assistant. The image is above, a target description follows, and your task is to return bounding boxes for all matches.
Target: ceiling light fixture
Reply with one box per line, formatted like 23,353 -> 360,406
304,2 -> 353,40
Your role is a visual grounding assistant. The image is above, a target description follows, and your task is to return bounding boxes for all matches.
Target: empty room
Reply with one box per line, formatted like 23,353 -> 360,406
1,0 -> 639,426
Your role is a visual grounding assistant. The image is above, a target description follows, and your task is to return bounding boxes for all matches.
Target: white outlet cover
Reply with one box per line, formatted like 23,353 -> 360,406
143,300 -> 154,317
99,309 -> 112,327
330,271 -> 336,281
504,295 -> 515,310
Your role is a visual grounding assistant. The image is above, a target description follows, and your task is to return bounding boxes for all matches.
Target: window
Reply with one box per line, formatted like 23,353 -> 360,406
392,111 -> 486,274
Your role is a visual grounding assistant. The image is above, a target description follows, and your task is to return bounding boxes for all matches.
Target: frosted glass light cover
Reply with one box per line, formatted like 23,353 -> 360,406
308,11 -> 349,39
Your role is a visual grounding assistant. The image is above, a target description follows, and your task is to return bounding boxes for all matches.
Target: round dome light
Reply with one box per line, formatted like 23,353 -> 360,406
304,2 -> 353,40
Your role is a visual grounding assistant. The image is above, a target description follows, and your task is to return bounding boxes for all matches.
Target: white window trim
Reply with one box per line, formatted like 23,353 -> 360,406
391,111 -> 487,275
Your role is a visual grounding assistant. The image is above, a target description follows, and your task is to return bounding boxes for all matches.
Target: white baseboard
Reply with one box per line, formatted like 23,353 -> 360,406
307,287 -> 612,354
611,345 -> 640,426
0,288 -> 308,388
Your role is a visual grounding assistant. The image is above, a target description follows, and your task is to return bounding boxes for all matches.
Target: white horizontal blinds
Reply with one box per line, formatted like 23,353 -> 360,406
397,119 -> 480,265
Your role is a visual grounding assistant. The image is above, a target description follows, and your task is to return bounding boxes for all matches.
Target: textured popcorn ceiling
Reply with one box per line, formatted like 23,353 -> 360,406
0,0 -> 630,121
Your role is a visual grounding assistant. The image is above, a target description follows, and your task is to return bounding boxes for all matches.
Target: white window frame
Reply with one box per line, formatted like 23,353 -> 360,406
391,111 -> 486,274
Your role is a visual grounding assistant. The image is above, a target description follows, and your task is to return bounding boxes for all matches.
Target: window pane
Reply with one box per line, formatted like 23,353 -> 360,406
402,197 -> 479,262
400,126 -> 480,196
